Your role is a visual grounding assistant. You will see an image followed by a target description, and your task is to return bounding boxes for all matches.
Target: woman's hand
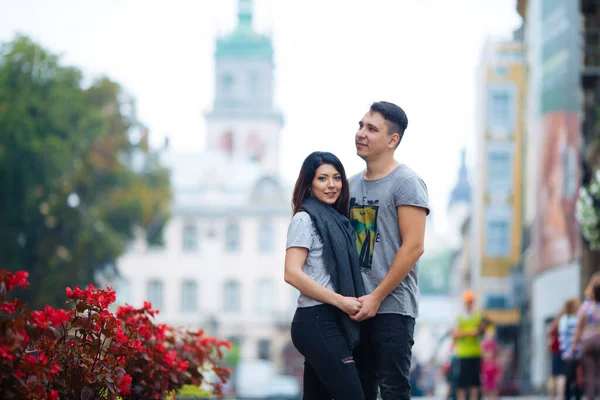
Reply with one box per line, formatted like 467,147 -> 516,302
336,296 -> 362,316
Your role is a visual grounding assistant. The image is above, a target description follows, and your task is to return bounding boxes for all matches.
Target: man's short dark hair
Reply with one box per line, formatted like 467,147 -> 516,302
370,101 -> 408,146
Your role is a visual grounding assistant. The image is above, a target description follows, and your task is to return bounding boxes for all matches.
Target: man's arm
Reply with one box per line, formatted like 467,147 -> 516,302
477,315 -> 492,336
452,325 -> 477,339
351,204 -> 426,322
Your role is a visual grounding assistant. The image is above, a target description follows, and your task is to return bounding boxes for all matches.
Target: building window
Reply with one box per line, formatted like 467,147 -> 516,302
491,92 -> 509,122
221,73 -> 234,96
219,131 -> 233,154
225,223 -> 241,253
257,339 -> 271,360
255,279 -> 275,314
494,66 -> 509,76
485,293 -> 511,310
180,280 -> 198,313
487,84 -> 516,137
485,205 -> 512,257
114,278 -> 131,307
147,279 -> 164,311
258,222 -> 274,253
486,220 -> 510,256
182,224 -> 198,252
486,143 -> 515,194
247,132 -> 263,162
224,280 -> 241,313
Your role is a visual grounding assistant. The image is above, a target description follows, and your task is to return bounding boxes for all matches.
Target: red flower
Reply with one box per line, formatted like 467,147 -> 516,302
132,340 -> 144,352
47,390 -> 59,400
0,346 -> 14,362
114,328 -> 128,344
38,352 -> 48,365
8,271 -> 29,290
22,354 -> 37,365
163,350 -> 176,367
116,304 -> 134,317
65,286 -> 83,298
177,360 -> 189,372
220,340 -> 232,350
49,363 -> 60,376
119,374 -> 132,395
0,299 -> 18,314
31,310 -> 48,327
44,305 -> 69,327
99,309 -> 112,323
16,329 -> 30,345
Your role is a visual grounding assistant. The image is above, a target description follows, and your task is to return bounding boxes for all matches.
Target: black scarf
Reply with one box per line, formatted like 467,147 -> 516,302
301,196 -> 366,349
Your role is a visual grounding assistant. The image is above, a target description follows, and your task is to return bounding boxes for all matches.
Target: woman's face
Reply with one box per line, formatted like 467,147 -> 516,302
310,164 -> 342,206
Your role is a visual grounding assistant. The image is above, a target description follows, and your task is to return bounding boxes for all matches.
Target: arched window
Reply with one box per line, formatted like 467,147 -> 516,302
224,280 -> 241,313
182,224 -> 198,252
147,279 -> 164,311
225,222 -> 241,253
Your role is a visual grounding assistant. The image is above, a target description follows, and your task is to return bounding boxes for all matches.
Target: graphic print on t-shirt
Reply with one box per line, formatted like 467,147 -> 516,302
349,197 -> 379,270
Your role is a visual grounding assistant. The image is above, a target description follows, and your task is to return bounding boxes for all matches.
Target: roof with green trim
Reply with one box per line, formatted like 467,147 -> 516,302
215,0 -> 273,59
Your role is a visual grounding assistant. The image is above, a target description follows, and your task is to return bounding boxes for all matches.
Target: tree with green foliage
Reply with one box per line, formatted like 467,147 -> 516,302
0,35 -> 171,308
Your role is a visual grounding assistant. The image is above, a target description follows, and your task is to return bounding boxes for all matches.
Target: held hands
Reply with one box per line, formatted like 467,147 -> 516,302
337,296 -> 363,316
335,294 -> 382,321
350,294 -> 382,322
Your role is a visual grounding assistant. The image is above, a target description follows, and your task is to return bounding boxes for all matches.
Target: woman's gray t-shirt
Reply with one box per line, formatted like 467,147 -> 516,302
286,211 -> 335,307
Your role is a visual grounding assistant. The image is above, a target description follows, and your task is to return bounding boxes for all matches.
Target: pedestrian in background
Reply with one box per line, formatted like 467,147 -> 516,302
570,280 -> 600,400
560,298 -> 582,399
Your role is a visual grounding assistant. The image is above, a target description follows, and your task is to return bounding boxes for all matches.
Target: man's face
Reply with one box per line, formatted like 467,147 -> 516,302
355,111 -> 396,160
464,300 -> 474,312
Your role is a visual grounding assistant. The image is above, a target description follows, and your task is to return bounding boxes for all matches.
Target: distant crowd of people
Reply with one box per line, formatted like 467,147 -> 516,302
547,272 -> 600,400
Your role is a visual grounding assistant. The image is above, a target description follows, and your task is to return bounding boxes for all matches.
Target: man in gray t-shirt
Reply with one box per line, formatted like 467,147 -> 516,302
349,101 -> 429,400
349,164 -> 428,317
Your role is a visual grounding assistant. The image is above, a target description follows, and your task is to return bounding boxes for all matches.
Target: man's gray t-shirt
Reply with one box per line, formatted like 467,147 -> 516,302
285,211 -> 335,308
349,164 -> 429,318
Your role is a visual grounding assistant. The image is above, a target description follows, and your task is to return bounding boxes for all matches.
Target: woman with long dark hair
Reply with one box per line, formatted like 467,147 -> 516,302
284,151 -> 366,399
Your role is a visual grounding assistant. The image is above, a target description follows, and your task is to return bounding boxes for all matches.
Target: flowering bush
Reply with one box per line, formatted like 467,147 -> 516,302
0,269 -> 60,399
115,303 -> 231,398
576,170 -> 600,250
0,270 -> 230,399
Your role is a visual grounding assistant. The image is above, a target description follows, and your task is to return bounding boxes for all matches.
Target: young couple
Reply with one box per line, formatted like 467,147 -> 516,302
284,101 -> 430,400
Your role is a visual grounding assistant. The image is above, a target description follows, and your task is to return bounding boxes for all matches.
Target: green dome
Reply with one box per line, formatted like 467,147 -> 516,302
215,0 -> 273,59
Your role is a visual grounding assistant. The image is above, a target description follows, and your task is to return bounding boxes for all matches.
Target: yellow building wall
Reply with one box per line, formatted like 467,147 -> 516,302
480,43 -> 526,278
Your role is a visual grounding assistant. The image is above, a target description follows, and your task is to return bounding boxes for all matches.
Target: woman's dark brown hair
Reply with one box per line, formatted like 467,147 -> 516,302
291,151 -> 350,216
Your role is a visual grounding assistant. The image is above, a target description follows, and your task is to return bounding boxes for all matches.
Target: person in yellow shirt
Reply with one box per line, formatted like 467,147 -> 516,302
452,290 -> 490,400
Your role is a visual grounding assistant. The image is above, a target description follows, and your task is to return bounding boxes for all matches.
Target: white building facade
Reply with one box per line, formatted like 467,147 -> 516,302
116,0 -> 297,370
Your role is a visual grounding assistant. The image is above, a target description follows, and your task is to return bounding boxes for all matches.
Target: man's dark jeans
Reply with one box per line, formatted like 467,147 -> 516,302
291,304 -> 365,400
354,313 -> 416,400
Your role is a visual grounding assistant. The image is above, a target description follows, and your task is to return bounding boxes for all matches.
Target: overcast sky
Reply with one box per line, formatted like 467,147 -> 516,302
0,0 -> 521,233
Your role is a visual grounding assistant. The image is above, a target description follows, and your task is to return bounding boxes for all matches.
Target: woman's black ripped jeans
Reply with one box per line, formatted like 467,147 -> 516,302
291,304 -> 365,400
